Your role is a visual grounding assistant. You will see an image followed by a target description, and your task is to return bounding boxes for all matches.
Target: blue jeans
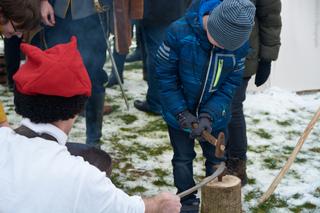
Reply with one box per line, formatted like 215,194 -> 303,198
108,41 -> 127,84
140,23 -> 168,113
32,11 -> 108,145
168,126 -> 225,202
227,77 -> 250,160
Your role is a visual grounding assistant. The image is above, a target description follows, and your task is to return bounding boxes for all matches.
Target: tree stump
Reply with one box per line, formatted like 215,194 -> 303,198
201,175 -> 241,213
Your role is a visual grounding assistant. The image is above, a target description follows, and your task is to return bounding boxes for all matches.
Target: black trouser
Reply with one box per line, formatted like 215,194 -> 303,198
227,77 -> 250,160
4,36 -> 22,88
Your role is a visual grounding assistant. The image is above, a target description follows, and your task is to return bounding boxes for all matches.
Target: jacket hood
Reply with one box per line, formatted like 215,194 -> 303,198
185,1 -> 212,51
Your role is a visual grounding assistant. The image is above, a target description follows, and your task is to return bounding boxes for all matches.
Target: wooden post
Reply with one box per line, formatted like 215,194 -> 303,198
201,175 -> 241,213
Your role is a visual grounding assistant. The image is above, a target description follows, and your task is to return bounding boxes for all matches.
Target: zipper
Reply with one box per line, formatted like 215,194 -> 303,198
195,49 -> 214,117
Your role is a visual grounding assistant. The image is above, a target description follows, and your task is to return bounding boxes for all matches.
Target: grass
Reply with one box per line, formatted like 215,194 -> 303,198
245,189 -> 262,202
263,157 -> 283,169
124,61 -> 143,71
120,118 -> 168,135
247,177 -> 257,185
276,119 -> 293,127
248,145 -> 270,153
292,193 -> 302,199
286,130 -> 301,140
309,147 -> 320,153
287,169 -> 301,179
126,186 -> 148,195
283,145 -> 294,155
119,114 -> 138,124
262,111 -> 270,116
290,109 -> 297,113
137,118 -> 168,133
313,187 -> 320,197
253,128 -> 273,139
152,178 -> 171,186
289,202 -> 317,212
252,118 -> 261,124
250,194 -> 289,213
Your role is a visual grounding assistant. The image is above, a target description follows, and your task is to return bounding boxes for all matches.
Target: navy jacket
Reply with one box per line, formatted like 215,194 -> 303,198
155,4 -> 249,132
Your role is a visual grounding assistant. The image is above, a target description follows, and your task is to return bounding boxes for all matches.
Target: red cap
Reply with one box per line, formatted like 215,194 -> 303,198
13,36 -> 92,97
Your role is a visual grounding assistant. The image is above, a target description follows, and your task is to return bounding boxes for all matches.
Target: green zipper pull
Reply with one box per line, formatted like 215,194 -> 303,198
213,59 -> 224,87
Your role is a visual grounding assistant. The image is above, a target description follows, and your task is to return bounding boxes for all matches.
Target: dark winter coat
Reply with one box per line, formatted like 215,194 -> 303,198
155,4 -> 250,132
142,0 -> 192,26
245,0 -> 282,77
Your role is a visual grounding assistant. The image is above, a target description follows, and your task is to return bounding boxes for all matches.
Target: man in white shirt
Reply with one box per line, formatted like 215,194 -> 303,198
0,37 -> 181,213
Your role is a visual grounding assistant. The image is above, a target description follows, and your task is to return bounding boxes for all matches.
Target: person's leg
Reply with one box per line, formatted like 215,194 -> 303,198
167,126 -> 197,203
226,77 -> 250,185
139,21 -> 148,81
72,14 -> 108,146
134,23 -> 168,114
106,41 -> 126,87
4,36 -> 22,90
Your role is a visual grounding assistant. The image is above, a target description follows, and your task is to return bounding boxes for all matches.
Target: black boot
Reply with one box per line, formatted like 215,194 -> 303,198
125,48 -> 142,63
226,157 -> 248,186
133,100 -> 161,115
180,198 -> 200,213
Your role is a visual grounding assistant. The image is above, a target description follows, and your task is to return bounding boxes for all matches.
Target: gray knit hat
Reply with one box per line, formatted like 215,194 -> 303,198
207,0 -> 256,50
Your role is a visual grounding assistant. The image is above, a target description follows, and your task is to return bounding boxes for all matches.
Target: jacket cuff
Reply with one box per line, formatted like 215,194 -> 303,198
199,112 -> 213,121
259,44 -> 280,61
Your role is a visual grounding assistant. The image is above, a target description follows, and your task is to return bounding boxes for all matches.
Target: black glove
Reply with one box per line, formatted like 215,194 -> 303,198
176,110 -> 198,130
255,59 -> 272,87
190,113 -> 213,140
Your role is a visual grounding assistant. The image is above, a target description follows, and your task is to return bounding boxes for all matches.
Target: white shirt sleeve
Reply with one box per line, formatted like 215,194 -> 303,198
74,161 -> 145,213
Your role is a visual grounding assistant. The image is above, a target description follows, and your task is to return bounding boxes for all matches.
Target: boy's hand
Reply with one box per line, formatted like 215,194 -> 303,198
176,110 -> 198,130
191,113 -> 212,140
40,0 -> 55,26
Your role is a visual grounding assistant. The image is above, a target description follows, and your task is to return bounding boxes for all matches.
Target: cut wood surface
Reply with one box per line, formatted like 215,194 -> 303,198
201,175 -> 242,213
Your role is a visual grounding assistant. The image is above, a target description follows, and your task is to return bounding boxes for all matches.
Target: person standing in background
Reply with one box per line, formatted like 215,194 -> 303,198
226,0 -> 282,185
134,0 -> 192,114
34,0 -> 112,147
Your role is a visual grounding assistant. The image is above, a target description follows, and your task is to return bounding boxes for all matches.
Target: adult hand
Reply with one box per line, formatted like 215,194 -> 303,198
144,192 -> 181,213
176,110 -> 198,130
191,113 -> 212,140
255,59 -> 271,87
40,0 -> 55,26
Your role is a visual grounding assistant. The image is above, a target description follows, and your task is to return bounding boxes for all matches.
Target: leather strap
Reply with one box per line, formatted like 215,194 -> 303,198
14,125 -> 58,143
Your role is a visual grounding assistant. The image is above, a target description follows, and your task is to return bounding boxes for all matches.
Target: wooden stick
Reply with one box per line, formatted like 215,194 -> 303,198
258,107 -> 320,205
178,162 -> 226,198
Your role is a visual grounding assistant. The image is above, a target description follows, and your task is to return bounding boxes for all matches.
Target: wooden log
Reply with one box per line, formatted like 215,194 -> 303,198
201,175 -> 241,213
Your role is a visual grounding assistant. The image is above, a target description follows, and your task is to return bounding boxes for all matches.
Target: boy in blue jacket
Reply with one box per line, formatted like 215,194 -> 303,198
155,0 -> 255,211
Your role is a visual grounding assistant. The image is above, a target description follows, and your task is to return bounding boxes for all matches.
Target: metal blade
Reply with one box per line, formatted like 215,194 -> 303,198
178,162 -> 226,199
95,2 -> 130,110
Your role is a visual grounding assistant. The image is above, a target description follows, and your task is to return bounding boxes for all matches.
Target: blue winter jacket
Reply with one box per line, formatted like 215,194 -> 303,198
155,2 -> 250,133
